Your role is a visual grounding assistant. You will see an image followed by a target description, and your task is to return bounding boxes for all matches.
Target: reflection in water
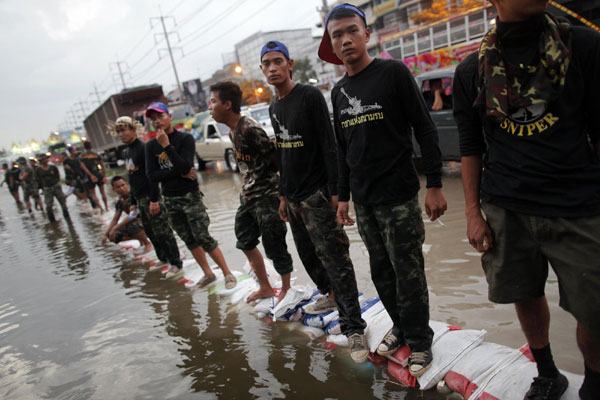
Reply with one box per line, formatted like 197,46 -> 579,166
0,164 -> 584,399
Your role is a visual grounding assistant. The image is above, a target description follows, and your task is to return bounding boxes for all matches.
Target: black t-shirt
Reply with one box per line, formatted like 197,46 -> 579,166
125,139 -> 159,202
36,165 -> 60,188
270,84 -> 339,202
145,129 -> 198,197
63,156 -> 83,181
332,58 -> 442,205
454,21 -> 600,217
80,150 -> 103,179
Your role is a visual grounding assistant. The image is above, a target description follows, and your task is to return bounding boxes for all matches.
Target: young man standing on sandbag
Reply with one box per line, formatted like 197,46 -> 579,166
319,3 -> 447,376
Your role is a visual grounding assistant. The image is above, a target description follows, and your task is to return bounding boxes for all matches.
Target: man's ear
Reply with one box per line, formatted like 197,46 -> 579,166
225,100 -> 233,111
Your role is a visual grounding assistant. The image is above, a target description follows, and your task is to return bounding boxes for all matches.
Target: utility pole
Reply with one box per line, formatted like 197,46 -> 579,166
110,61 -> 129,90
151,12 -> 185,101
89,82 -> 106,105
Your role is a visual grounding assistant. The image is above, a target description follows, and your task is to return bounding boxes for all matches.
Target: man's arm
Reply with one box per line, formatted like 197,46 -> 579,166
453,54 -> 493,251
102,209 -> 121,245
99,158 -> 107,183
310,88 -> 339,204
396,63 -> 447,220
332,95 -> 354,226
80,160 -> 96,181
162,133 -> 194,175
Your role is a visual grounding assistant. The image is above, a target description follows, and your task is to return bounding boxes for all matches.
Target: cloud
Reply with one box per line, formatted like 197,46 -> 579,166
36,0 -> 130,41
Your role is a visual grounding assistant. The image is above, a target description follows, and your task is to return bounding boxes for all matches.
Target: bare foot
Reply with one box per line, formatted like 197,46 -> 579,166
246,287 -> 276,303
274,288 -> 288,306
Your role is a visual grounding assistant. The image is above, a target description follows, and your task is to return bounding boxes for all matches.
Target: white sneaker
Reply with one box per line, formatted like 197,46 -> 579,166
165,265 -> 182,279
348,333 -> 369,363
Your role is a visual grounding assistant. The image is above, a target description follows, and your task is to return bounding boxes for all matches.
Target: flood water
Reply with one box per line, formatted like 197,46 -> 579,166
0,162 -> 582,399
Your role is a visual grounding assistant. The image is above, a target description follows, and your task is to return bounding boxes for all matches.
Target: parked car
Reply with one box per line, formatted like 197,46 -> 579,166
413,66 -> 460,162
241,104 -> 275,139
194,116 -> 238,172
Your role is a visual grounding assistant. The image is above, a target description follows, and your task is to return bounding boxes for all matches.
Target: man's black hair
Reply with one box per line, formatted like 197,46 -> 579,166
328,7 -> 367,28
2,163 -> 8,169
210,81 -> 242,113
83,141 -> 92,150
111,175 -> 125,186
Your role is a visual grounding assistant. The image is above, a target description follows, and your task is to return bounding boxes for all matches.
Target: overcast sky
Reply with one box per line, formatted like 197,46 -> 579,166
0,0 -> 326,151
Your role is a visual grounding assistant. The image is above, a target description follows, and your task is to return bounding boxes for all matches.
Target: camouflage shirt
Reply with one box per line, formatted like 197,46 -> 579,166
230,116 -> 279,202
20,166 -> 38,189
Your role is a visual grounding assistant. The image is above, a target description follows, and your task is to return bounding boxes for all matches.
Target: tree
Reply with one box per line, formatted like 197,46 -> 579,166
293,57 -> 318,84
240,79 -> 273,105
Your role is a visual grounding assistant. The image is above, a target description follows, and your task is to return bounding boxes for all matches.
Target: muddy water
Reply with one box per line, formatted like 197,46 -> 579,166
0,162 -> 582,399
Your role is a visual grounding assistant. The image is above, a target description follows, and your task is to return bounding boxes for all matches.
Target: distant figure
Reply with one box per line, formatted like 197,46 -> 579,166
102,176 -> 152,253
35,153 -> 69,222
424,79 -> 451,111
80,141 -> 109,212
63,146 -> 90,203
17,156 -> 43,213
3,162 -> 22,205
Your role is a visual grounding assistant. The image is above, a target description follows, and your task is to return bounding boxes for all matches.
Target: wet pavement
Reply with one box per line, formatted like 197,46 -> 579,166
0,162 -> 582,399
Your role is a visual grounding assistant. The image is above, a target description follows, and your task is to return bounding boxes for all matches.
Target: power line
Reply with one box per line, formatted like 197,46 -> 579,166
176,0 -> 214,28
179,0 -> 246,45
185,0 -> 277,56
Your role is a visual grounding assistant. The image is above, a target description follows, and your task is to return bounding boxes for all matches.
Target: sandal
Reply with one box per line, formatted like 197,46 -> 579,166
224,274 -> 237,289
197,274 -> 216,288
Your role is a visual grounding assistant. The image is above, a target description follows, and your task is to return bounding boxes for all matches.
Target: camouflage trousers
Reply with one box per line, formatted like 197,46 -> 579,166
235,195 -> 293,276
354,195 -> 433,351
287,187 -> 366,336
22,183 -> 40,203
43,183 -> 68,217
163,191 -> 218,253
137,196 -> 182,268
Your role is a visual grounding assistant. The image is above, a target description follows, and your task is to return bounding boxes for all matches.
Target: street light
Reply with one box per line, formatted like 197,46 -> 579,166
234,65 -> 260,104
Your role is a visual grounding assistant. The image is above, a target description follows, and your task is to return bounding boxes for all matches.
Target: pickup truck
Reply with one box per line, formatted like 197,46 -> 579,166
191,113 -> 238,172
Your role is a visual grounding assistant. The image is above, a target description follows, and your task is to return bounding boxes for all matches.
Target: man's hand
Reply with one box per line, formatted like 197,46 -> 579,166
466,211 -> 494,252
181,168 -> 196,180
279,197 -> 288,222
108,227 -> 117,242
149,201 -> 160,216
336,201 -> 355,226
90,175 -> 98,183
331,194 -> 339,211
157,129 -> 169,148
425,187 -> 447,221
101,233 -> 108,246
129,205 -> 136,213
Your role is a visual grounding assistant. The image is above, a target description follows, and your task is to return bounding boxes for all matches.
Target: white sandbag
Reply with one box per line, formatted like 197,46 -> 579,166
417,328 -> 487,390
366,311 -> 394,353
117,239 -> 140,250
271,286 -> 315,321
444,342 -> 520,399
324,296 -> 379,335
242,258 -> 277,288
469,347 -> 583,400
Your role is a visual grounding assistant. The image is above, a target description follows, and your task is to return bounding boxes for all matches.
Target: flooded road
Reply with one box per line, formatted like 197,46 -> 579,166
0,162 -> 582,399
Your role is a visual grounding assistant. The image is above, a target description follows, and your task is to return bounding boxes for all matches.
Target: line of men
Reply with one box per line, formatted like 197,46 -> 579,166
132,1 -> 595,398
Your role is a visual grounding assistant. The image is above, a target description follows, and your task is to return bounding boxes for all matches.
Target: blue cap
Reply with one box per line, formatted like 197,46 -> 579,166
145,102 -> 169,116
67,145 -> 75,152
260,40 -> 290,61
318,3 -> 367,65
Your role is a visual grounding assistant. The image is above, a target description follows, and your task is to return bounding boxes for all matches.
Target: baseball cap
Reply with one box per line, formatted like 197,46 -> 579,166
67,145 -> 75,152
318,3 -> 367,65
260,40 -> 290,61
145,102 -> 169,116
